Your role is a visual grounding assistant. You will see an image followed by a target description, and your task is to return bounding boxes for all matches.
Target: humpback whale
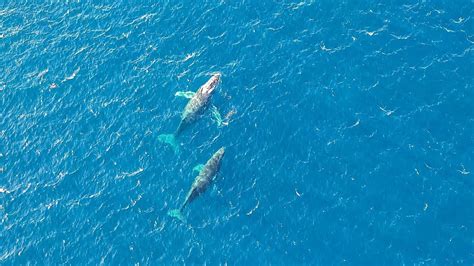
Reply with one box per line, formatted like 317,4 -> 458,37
158,73 -> 221,153
168,147 -> 225,221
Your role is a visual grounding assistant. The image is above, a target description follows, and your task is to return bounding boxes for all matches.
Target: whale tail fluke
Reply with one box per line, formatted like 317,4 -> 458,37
158,134 -> 179,154
167,209 -> 185,222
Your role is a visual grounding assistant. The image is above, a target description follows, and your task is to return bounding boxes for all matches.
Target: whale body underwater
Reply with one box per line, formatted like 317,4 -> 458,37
158,73 -> 221,153
168,147 -> 226,221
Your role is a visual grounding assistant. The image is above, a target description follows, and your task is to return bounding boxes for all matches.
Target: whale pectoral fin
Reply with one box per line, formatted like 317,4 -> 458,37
175,91 -> 195,99
192,164 -> 205,174
211,105 -> 224,127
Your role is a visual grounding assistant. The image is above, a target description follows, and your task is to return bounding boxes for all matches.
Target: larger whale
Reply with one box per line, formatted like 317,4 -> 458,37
158,73 -> 221,152
168,147 -> 225,221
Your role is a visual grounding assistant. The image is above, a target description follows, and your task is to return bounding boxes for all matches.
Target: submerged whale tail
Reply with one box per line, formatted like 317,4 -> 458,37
168,201 -> 188,222
167,209 -> 185,222
158,134 -> 179,154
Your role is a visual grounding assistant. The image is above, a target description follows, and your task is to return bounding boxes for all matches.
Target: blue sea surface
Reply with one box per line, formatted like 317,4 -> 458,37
1,1 -> 473,264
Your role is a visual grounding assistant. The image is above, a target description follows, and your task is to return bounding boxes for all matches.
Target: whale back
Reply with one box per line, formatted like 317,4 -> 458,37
181,147 -> 226,210
200,147 -> 225,179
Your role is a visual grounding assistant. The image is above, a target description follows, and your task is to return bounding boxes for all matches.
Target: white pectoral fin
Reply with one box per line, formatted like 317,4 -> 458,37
211,105 -> 224,127
192,164 -> 205,174
175,91 -> 195,99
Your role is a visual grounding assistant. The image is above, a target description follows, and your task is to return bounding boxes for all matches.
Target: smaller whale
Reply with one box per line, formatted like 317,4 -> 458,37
168,147 -> 225,221
158,73 -> 221,153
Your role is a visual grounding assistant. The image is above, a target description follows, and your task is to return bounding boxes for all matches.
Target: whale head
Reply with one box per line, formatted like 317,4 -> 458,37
201,72 -> 221,94
207,72 -> 221,91
213,147 -> 225,162
216,147 -> 225,156
210,72 -> 221,86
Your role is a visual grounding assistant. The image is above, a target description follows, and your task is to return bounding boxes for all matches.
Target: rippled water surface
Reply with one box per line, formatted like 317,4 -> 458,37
1,1 -> 473,264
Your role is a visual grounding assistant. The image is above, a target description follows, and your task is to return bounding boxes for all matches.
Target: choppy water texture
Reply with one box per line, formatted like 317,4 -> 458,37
1,1 -> 473,264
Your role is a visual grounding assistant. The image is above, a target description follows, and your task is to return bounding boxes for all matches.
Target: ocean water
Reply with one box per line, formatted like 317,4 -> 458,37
1,1 -> 473,264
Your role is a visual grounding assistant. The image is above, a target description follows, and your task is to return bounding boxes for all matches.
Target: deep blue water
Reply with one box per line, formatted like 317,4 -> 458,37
1,1 -> 473,264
